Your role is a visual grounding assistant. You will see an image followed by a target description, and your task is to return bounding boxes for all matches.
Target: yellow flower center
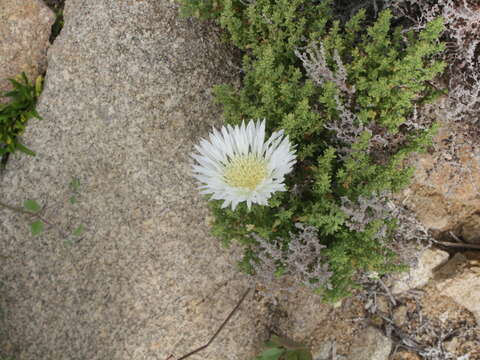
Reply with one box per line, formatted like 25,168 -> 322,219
223,155 -> 268,190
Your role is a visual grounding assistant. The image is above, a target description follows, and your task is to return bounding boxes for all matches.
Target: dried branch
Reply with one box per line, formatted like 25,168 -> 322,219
250,223 -> 332,294
431,239 -> 480,250
166,288 -> 251,360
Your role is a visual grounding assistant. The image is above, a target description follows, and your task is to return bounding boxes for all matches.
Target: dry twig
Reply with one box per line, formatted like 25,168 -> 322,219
165,288 -> 251,360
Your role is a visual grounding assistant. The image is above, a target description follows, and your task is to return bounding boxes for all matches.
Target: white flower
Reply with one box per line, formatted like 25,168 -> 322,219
191,119 -> 296,210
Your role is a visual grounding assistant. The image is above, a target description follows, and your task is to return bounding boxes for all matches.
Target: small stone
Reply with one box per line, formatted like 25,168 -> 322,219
444,337 -> 460,354
393,305 -> 408,327
391,247 -> 449,294
376,295 -> 390,314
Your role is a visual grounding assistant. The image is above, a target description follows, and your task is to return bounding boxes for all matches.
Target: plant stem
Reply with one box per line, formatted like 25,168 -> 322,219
0,199 -> 65,237
167,287 -> 251,360
0,200 -> 33,215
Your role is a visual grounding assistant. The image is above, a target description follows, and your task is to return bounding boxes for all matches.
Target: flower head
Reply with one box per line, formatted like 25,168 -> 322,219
191,119 -> 296,210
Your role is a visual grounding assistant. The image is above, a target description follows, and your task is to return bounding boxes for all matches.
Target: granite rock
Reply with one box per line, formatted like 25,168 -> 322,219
0,0 -> 54,94
393,305 -> 408,327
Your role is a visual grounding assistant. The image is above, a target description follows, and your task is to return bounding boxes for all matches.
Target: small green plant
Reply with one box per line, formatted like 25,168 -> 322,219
0,178 -> 86,244
0,72 -> 43,167
255,336 -> 312,360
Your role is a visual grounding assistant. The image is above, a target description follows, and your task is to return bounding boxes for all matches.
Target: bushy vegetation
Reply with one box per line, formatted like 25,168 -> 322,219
391,0 -> 480,124
180,0 -> 445,301
0,73 -> 43,168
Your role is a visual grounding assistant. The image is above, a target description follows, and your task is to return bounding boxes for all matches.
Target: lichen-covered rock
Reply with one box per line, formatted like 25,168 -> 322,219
390,247 -> 449,295
403,121 -> 480,244
0,0 -> 54,94
346,327 -> 392,360
434,252 -> 480,324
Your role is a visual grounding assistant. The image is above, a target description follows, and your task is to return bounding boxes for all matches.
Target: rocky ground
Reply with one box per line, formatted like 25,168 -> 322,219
0,0 -> 479,359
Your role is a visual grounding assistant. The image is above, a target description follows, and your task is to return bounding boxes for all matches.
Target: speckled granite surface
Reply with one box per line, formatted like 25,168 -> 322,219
0,1 -> 263,358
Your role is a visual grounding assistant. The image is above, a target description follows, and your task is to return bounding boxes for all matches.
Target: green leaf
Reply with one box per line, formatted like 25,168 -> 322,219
72,224 -> 85,237
257,347 -> 284,360
69,196 -> 77,204
284,351 -> 300,360
283,349 -> 313,360
70,178 -> 81,191
23,199 -> 41,213
35,76 -> 43,97
16,143 -> 36,156
31,109 -> 42,120
294,349 -> 313,360
30,220 -> 44,236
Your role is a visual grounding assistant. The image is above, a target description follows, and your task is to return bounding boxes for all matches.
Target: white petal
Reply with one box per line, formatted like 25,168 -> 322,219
190,119 -> 296,210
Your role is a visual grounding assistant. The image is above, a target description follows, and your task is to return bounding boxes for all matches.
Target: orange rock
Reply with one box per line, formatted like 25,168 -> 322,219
402,121 -> 480,243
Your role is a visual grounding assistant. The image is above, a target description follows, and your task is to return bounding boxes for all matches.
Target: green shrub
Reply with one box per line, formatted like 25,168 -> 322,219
0,73 -> 43,164
181,0 -> 445,301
